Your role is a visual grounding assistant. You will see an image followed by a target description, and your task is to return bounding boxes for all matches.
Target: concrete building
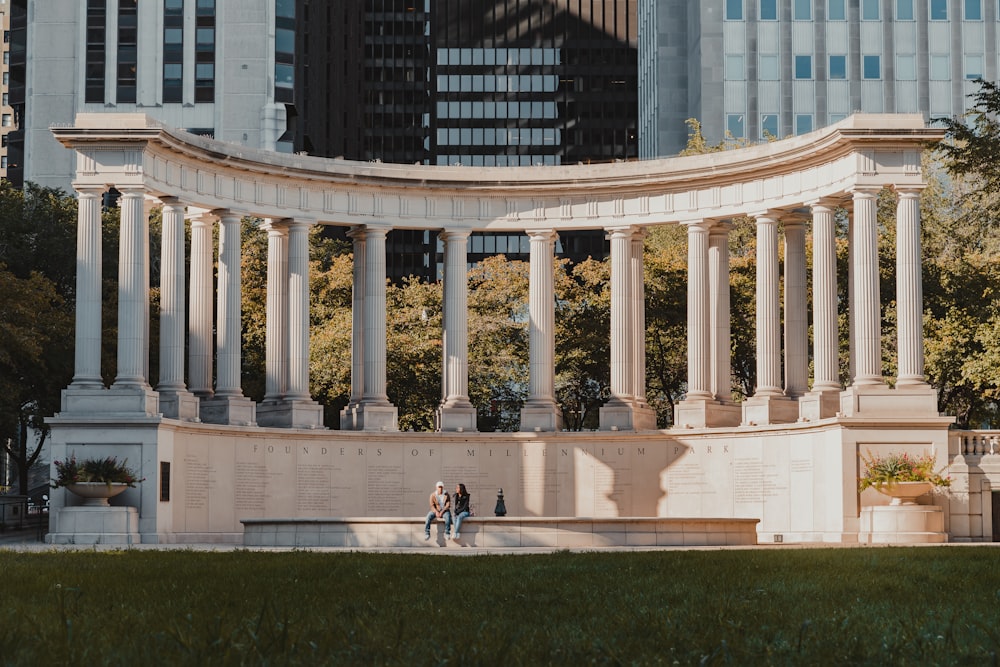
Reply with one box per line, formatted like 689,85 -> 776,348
642,0 -> 999,157
9,0 -> 292,191
0,0 -> 11,181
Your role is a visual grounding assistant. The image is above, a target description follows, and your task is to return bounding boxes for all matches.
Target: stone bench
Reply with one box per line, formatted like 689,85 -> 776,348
241,517 -> 760,549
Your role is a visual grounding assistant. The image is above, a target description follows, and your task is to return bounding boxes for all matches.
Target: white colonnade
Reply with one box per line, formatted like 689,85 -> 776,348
56,112 -> 941,434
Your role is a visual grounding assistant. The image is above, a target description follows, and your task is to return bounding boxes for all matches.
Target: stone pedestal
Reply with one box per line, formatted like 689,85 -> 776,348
674,398 -> 741,429
437,405 -> 478,432
256,399 -> 325,429
159,390 -> 200,421
859,505 -> 947,544
61,386 -> 159,416
840,384 -> 939,418
200,396 -> 257,426
48,506 -> 141,545
599,403 -> 657,431
520,405 -> 563,432
353,404 -> 399,432
741,395 -> 799,425
799,389 -> 841,421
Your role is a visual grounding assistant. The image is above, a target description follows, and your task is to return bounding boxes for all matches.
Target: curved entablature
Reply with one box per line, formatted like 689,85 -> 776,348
53,113 -> 942,231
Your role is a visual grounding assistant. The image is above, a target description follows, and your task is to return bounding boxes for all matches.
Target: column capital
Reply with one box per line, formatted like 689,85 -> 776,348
708,220 -> 734,235
806,196 -> 843,212
605,225 -> 638,239
260,217 -> 291,233
682,219 -> 713,232
894,186 -> 924,199
361,223 -> 392,240
847,185 -> 883,199
440,228 -> 473,242
73,184 -> 107,197
525,228 -> 558,242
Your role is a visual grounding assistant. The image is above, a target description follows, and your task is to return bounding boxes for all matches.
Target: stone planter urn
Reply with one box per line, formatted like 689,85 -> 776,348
66,482 -> 130,507
876,481 -> 935,506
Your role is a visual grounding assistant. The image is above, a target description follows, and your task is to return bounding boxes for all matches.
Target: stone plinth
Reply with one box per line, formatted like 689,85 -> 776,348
257,399 -> 325,429
200,396 -> 257,426
859,505 -> 946,544
437,405 -> 478,432
599,404 -> 657,431
61,386 -> 159,416
741,395 -> 799,425
48,506 -> 141,545
353,404 -> 399,431
159,390 -> 200,421
799,389 -> 841,421
519,406 -> 563,432
840,384 -> 939,418
675,399 -> 741,428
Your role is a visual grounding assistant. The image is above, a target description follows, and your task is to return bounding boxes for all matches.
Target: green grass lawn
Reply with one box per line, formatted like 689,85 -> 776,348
1,547 -> 998,665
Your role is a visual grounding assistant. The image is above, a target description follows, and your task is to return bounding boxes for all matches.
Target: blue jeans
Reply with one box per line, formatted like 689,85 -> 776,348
425,510 -> 452,535
453,511 -> 470,535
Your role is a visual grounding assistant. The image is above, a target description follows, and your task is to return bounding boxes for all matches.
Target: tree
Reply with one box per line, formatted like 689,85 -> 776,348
934,79 -> 1000,206
0,184 -> 78,494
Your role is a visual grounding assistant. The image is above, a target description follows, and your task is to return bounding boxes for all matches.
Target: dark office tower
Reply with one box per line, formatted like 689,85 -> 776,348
295,0 -> 637,281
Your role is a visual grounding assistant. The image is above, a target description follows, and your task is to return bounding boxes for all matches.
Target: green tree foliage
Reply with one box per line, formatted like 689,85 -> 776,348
0,184 -> 77,494
934,79 -> 1000,206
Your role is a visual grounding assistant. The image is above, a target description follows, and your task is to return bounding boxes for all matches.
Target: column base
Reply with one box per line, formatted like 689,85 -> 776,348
799,388 -> 841,421
257,398 -> 325,429
437,404 -> 479,432
674,398 -> 741,428
741,394 -> 799,425
599,401 -> 657,431
352,403 -> 399,432
47,506 -> 141,545
60,385 -> 159,417
839,383 -> 939,418
158,389 -> 200,421
859,505 -> 946,544
520,404 -> 564,432
200,395 -> 257,426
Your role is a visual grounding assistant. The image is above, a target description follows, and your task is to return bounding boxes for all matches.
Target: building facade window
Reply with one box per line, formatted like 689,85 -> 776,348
85,0 -> 107,103
795,114 -> 813,134
863,0 -> 880,19
726,0 -> 743,20
930,0 -> 948,19
965,55 -> 983,78
117,0 -> 138,103
965,0 -> 982,19
760,0 -> 777,20
795,55 -> 812,79
829,0 -> 846,20
725,55 -> 745,80
759,54 -> 779,80
275,0 -> 294,103
863,55 -> 881,78
794,0 -> 812,19
163,0 -> 184,103
930,55 -> 950,79
2,114 -> 11,127
195,0 -> 215,102
897,0 -> 914,19
829,55 -> 847,79
897,54 -> 916,79
761,113 -> 778,138
726,114 -> 745,138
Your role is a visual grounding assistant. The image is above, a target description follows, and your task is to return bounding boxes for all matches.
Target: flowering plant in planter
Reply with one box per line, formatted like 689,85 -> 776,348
51,455 -> 143,489
857,451 -> 950,492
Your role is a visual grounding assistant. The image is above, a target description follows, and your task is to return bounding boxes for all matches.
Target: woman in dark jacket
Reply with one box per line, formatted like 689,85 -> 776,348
452,483 -> 471,540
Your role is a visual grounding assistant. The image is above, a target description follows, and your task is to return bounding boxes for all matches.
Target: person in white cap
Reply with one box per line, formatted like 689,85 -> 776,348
424,481 -> 452,540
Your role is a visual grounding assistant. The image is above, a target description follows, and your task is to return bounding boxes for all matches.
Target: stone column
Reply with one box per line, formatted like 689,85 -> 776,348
201,210 -> 256,425
686,221 -> 713,400
630,228 -> 650,411
287,219 -> 312,402
188,210 -> 215,399
754,213 -> 782,397
156,197 -> 198,420
70,187 -> 104,389
341,227 -> 366,429
783,218 -> 808,397
708,221 -> 732,402
851,188 -> 883,386
438,229 -> 477,432
355,224 -> 398,431
521,229 -> 563,431
801,199 -> 842,420
896,188 -> 927,387
262,219 -> 289,401
742,212 -> 797,425
113,187 -> 150,390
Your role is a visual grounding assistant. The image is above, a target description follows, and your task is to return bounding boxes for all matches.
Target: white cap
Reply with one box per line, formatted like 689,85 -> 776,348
436,481 -> 444,488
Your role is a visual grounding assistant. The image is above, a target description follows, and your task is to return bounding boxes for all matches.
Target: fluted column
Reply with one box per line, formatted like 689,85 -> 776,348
851,188 -> 883,386
810,200 -> 840,392
607,226 -> 634,406
157,198 -> 187,393
188,211 -> 215,398
362,225 -> 390,404
754,213 -> 783,397
708,222 -> 732,401
287,220 -> 312,400
685,221 -> 713,400
215,211 -> 244,398
71,187 -> 104,388
896,188 -> 927,386
783,218 -> 808,397
520,229 -> 562,431
631,228 -> 649,407
113,187 -> 149,389
263,219 -> 289,400
340,228 -> 366,429
440,229 -> 473,407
